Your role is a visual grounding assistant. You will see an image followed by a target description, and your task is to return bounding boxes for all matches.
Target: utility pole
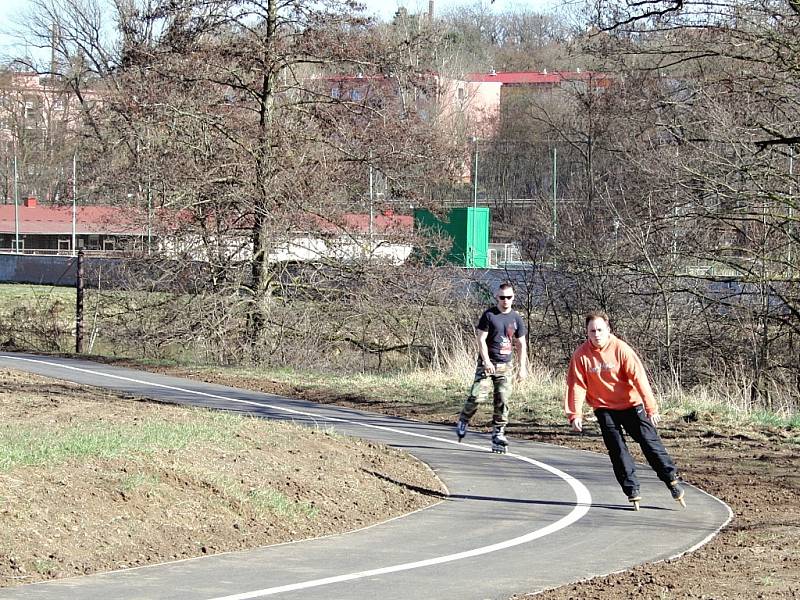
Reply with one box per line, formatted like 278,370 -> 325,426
72,151 -> 77,256
472,137 -> 479,209
369,158 -> 374,245
13,154 -> 19,253
552,146 -> 558,240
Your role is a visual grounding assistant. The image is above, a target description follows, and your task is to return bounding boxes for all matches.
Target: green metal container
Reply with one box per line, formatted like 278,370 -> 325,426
414,207 -> 489,268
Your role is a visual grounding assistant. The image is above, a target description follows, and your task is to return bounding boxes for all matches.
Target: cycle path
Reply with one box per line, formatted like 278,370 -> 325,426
0,353 -> 733,600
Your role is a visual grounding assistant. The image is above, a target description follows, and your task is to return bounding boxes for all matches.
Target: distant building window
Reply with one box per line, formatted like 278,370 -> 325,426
331,85 -> 340,99
457,86 -> 466,101
351,89 -> 363,101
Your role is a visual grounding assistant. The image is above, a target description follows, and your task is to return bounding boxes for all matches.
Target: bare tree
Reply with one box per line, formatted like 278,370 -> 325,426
437,5 -> 575,72
555,0 -> 800,405
7,0 -> 474,368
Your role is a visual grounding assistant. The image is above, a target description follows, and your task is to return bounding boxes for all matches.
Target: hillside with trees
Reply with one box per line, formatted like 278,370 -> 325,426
0,0 -> 796,419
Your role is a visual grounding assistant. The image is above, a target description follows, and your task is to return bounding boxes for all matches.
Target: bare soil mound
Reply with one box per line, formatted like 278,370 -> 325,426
0,369 -> 445,588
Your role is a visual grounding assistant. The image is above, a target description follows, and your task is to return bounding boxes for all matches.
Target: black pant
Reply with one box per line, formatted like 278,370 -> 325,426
594,406 -> 678,497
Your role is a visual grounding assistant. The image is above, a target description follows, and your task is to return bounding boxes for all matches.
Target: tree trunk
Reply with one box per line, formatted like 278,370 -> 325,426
247,0 -> 278,351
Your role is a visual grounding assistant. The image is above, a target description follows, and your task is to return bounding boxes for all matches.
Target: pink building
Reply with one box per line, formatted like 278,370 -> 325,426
462,69 -> 612,137
438,70 -> 611,182
0,70 -> 100,202
0,71 -> 96,142
435,75 -> 501,140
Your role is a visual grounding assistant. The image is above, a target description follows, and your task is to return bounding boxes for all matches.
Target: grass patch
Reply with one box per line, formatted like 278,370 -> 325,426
179,360 -> 797,435
120,473 -> 162,492
32,558 -> 58,575
0,410 -> 244,471
751,410 -> 787,429
0,283 -> 73,308
787,414 -> 800,431
182,362 -> 568,427
206,365 -> 469,413
756,575 -> 777,587
247,488 -> 319,520
181,472 -> 320,521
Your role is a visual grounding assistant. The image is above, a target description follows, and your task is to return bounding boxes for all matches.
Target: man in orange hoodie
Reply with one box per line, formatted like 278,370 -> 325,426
565,310 -> 685,510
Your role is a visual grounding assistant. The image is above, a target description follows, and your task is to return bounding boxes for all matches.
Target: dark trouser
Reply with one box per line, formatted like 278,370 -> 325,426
459,361 -> 513,428
594,406 -> 678,497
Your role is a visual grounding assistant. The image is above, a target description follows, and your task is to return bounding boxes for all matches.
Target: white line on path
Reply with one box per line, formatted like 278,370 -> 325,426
3,355 -> 593,600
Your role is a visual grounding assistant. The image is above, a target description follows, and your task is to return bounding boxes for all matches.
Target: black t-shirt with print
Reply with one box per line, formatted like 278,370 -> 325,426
477,307 -> 527,364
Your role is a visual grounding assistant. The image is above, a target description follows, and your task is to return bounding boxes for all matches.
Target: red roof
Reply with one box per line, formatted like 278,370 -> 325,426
0,202 -> 411,236
339,213 -> 412,233
466,70 -> 609,85
0,203 -> 146,235
300,212 -> 413,234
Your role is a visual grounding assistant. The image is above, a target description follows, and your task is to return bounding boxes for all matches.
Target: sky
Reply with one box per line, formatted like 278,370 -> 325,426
0,0 -> 559,56
0,0 -> 560,29
360,0 -> 559,21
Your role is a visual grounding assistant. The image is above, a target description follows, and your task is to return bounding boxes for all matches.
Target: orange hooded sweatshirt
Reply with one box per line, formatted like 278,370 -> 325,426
564,334 -> 657,422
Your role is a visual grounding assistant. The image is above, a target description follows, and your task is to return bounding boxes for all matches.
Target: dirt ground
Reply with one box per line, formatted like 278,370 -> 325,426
515,424 -> 800,600
0,369 -> 446,588
2,363 -> 799,598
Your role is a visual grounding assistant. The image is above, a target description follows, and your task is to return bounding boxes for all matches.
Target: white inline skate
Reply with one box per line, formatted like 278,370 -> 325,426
491,425 -> 508,454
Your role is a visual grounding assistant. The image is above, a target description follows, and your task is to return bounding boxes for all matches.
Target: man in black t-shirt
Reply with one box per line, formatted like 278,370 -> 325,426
456,282 -> 528,453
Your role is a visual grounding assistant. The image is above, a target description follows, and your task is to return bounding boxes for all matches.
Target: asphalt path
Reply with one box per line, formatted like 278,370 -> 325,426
0,353 -> 733,600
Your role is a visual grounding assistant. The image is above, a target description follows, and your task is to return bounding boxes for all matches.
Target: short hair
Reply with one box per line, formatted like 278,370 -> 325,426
498,281 -> 514,292
584,310 -> 610,329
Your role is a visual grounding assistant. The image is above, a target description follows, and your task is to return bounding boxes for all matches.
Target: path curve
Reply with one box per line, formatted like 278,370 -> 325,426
0,353 -> 732,600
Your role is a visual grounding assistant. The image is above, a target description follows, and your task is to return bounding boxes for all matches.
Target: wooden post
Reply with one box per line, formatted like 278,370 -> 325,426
76,250 -> 84,354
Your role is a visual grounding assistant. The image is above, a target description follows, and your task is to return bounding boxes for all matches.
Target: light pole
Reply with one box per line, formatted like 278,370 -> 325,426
471,136 -> 479,209
72,151 -> 77,256
13,153 -> 19,253
552,145 -> 558,240
368,155 -> 374,244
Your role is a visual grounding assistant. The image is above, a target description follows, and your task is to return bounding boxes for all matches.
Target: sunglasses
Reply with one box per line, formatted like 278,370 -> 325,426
497,295 -> 513,300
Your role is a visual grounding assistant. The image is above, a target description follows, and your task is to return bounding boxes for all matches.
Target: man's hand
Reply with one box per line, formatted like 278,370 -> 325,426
650,413 -> 661,427
570,418 -> 583,433
483,360 -> 496,375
